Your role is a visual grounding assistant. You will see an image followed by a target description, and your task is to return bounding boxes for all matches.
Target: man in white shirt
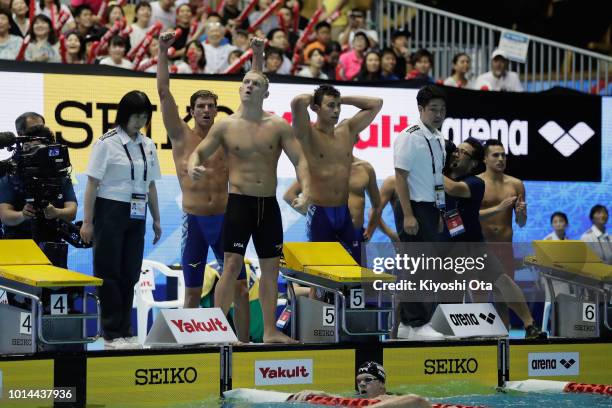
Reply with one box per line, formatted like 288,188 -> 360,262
203,22 -> 237,73
475,49 -> 523,92
338,9 -> 379,50
393,85 -> 448,340
581,204 -> 611,264
149,0 -> 176,30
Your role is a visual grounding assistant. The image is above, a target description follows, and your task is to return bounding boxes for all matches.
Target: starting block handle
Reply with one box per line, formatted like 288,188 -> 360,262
36,292 -> 101,345
0,284 -> 40,354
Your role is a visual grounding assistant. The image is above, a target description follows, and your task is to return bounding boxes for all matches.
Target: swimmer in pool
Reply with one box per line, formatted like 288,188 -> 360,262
288,361 -> 431,407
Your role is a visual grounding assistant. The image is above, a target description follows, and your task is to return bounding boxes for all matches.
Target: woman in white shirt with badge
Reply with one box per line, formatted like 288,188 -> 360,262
80,90 -> 162,350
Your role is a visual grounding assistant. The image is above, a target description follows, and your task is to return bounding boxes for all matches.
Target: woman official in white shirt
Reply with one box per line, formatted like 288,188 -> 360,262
80,90 -> 162,349
543,211 -> 569,240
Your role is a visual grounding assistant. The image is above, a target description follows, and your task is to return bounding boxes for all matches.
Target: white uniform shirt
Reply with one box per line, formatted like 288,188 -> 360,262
543,231 -> 567,240
475,70 -> 523,92
580,225 -> 612,263
86,127 -> 161,203
393,118 -> 445,203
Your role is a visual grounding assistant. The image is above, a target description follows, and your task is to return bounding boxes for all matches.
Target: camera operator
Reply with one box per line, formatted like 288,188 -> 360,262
0,124 -> 77,267
14,112 -> 45,136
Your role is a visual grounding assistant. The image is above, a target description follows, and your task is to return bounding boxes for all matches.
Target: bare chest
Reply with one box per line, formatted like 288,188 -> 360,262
349,167 -> 369,196
482,180 -> 517,206
224,122 -> 281,159
306,130 -> 353,163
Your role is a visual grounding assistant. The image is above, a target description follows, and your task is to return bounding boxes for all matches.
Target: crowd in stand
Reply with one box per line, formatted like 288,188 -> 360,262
0,0 -> 522,90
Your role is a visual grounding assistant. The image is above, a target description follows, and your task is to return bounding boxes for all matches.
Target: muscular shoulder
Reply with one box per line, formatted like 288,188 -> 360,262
505,174 -> 524,188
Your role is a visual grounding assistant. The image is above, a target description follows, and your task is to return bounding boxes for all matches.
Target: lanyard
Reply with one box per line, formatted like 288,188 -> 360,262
122,143 -> 147,182
421,135 -> 444,176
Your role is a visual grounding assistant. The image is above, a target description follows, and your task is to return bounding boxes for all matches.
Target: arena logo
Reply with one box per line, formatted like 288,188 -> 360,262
423,358 -> 478,374
442,118 -> 528,155
134,367 -> 198,385
538,121 -> 595,157
254,359 -> 313,386
449,313 -> 480,326
527,352 -> 579,376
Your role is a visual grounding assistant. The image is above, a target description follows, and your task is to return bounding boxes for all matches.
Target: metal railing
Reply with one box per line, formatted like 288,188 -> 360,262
374,0 -> 611,94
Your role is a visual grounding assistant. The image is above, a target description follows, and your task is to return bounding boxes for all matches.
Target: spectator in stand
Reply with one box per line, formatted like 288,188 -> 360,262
303,21 -> 331,64
321,40 -> 340,79
64,31 -> 86,63
136,35 -> 159,72
70,0 -> 104,15
227,48 -> 245,73
277,6 -> 298,47
338,8 -> 378,50
247,0 -> 279,36
173,39 -> 205,73
104,3 -> 125,30
0,9 -> 21,59
130,1 -> 151,50
10,0 -> 29,37
149,0 -> 175,30
99,35 -> 133,69
380,48 -> 399,80
171,3 -> 192,59
35,0 -> 74,32
337,30 -> 369,81
284,0 -> 307,30
475,49 -> 523,92
390,28 -> 411,79
0,0 -> 11,9
231,28 -> 250,51
203,21 -> 236,73
196,13 -> 230,45
267,28 -> 292,74
220,0 -> 241,25
543,211 -> 569,240
443,52 -> 475,89
25,14 -> 60,62
406,48 -> 434,82
355,50 -> 382,81
72,5 -> 105,40
263,45 -> 283,74
297,47 -> 328,79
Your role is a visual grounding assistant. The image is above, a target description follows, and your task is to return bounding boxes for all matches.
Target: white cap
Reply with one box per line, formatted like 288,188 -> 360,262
491,48 -> 509,60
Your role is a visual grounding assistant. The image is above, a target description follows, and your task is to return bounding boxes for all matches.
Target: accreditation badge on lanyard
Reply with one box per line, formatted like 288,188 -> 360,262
123,142 -> 148,220
423,135 -> 446,210
443,208 -> 465,237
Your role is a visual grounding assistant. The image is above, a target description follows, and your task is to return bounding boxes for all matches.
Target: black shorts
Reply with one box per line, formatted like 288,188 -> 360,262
222,193 -> 283,258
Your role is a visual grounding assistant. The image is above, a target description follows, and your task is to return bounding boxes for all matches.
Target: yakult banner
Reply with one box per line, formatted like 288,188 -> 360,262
0,69 -> 603,181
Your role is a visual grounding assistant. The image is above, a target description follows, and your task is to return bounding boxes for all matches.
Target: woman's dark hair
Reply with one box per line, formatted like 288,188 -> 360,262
133,1 -> 151,23
356,50 -> 381,81
66,32 -> 86,61
29,14 -> 56,45
115,91 -> 153,130
38,0 -> 59,11
353,31 -> 370,48
411,48 -> 433,66
550,211 -> 569,225
450,52 -> 469,75
184,40 -> 206,70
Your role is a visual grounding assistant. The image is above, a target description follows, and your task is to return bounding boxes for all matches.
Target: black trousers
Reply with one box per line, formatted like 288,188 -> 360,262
93,198 -> 145,340
398,201 -> 446,327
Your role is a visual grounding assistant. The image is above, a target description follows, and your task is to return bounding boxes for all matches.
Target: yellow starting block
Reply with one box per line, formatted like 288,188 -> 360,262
525,240 -> 612,337
0,240 -> 102,354
281,242 -> 395,343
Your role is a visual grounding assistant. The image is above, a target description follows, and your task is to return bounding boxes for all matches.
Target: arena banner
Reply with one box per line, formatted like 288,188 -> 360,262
509,343 -> 612,384
383,344 -> 498,388
0,359 -> 54,406
232,348 -> 355,393
443,86 -> 602,182
0,70 -> 603,182
87,352 -> 219,407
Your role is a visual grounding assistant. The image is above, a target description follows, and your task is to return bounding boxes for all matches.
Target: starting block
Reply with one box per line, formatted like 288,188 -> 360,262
280,242 -> 396,343
525,240 -> 612,337
0,240 -> 102,353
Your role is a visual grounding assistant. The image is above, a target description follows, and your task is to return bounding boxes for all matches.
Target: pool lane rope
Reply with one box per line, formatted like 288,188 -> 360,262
505,380 -> 612,396
305,395 -> 484,407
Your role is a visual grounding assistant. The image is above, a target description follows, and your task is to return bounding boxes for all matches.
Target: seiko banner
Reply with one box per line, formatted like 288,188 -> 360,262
443,87 -> 602,181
